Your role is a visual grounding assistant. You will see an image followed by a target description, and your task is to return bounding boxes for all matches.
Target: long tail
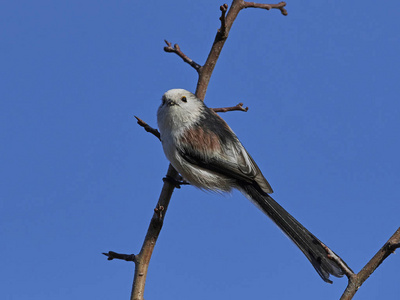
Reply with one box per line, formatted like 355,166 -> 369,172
240,184 -> 345,283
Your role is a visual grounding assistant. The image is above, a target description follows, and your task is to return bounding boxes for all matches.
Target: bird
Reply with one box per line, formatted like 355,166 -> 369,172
157,88 -> 344,283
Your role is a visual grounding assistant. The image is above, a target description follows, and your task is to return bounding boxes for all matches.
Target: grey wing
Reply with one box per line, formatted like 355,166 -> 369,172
240,148 -> 273,194
178,138 -> 273,194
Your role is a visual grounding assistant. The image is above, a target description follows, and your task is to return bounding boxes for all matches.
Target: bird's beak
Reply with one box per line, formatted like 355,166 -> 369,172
166,99 -> 177,107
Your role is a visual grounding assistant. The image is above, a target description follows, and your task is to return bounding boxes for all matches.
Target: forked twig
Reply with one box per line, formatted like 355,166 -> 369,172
322,228 -> 400,300
339,227 -> 400,300
218,4 -> 229,38
164,40 -> 202,72
243,1 -> 288,15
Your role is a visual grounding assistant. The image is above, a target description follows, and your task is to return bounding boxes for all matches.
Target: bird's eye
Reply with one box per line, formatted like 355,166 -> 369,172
181,96 -> 187,103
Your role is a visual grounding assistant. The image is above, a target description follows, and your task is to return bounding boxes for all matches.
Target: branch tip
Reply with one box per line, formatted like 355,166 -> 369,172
212,102 -> 249,113
135,115 -> 161,140
218,3 -> 229,38
243,1 -> 288,16
163,39 -> 201,72
103,251 -> 136,262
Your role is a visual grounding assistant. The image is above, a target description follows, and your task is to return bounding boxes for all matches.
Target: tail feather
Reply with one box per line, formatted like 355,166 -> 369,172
240,184 -> 344,283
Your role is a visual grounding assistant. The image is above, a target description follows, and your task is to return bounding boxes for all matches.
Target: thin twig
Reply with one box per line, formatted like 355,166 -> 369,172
163,40 -> 202,72
134,116 -> 160,140
243,1 -> 288,16
218,4 -> 229,38
212,102 -> 249,113
102,251 -> 136,262
195,1 -> 287,100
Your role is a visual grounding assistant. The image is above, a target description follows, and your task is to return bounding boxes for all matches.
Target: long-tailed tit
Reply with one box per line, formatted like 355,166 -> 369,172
157,88 -> 344,283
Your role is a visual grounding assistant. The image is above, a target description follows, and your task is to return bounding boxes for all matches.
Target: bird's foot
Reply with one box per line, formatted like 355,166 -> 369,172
162,175 -> 190,189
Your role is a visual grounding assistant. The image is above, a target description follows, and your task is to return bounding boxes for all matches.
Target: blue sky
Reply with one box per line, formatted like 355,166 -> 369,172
1,1 -> 399,299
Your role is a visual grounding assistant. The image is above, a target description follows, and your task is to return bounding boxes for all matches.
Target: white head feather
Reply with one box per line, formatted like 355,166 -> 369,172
157,89 -> 204,137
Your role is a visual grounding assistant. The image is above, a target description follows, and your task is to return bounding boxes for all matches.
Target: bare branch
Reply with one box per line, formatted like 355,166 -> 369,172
339,227 -> 400,300
134,116 -> 160,140
195,0 -> 287,100
102,251 -> 136,262
130,165 -> 180,300
212,102 -> 249,113
163,40 -> 202,72
243,1 -> 288,15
